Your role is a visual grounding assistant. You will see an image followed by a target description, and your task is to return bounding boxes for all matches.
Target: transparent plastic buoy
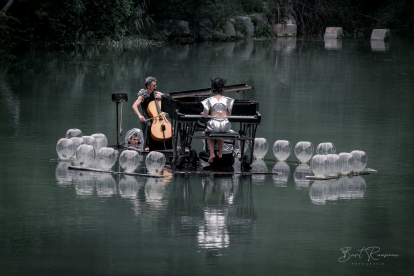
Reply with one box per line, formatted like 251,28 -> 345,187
351,150 -> 367,174
70,137 -> 84,158
294,141 -> 314,163
97,147 -> 117,171
65,128 -> 83,139
316,142 -> 336,155
326,154 -> 342,177
273,140 -> 291,162
310,154 -> 328,178
145,151 -> 166,175
76,144 -> 95,168
119,150 -> 140,173
82,136 -> 97,148
56,138 -> 76,161
91,133 -> 108,152
339,152 -> 354,176
253,138 -> 268,160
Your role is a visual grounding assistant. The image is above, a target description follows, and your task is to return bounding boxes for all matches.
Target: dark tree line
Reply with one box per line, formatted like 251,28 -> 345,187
1,0 -> 413,59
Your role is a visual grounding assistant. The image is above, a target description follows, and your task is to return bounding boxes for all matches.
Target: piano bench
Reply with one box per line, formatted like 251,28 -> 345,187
206,132 -> 240,138
192,135 -> 253,141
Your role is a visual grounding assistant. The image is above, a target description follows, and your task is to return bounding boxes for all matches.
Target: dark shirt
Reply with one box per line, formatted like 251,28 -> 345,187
138,88 -> 155,112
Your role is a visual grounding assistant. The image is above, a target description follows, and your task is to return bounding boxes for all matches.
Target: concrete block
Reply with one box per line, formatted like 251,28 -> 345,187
371,29 -> 390,41
274,24 -> 297,37
324,27 -> 343,39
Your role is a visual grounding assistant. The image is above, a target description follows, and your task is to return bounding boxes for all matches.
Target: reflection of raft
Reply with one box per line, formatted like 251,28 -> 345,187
68,166 -> 168,178
164,165 -> 278,176
305,168 -> 377,180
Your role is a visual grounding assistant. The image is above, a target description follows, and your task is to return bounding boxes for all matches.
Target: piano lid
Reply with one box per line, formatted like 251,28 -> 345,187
167,83 -> 253,99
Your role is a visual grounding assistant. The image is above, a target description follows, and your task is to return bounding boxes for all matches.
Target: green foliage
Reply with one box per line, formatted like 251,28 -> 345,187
255,22 -> 275,38
4,0 -> 413,50
240,0 -> 265,13
375,0 -> 414,29
49,0 -> 131,40
148,0 -> 214,22
10,0 -> 136,42
0,13 -> 22,60
126,0 -> 154,35
273,0 -> 368,34
232,17 -> 247,36
198,0 -> 244,29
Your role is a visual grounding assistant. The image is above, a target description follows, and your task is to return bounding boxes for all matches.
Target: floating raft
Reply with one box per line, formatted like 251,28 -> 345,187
68,166 -> 168,178
164,165 -> 278,176
305,168 -> 378,180
305,175 -> 339,180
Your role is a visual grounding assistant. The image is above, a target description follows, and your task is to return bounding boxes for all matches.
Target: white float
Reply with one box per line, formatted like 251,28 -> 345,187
273,140 -> 291,161
56,138 -> 76,161
65,128 -> 83,139
119,150 -> 140,173
294,141 -> 314,163
97,147 -> 117,171
339,152 -> 354,176
145,151 -> 166,175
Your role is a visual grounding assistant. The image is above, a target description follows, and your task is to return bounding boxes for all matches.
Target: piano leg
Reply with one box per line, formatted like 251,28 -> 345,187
172,135 -> 177,169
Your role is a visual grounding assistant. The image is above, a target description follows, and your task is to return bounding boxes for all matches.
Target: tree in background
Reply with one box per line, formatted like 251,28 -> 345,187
1,0 -> 21,60
2,0 -> 154,42
273,0 -> 414,34
1,0 -> 414,56
272,0 -> 369,34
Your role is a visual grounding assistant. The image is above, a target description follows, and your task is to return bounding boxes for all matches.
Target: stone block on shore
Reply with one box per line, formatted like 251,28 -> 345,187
274,24 -> 297,37
324,27 -> 343,39
370,29 -> 390,41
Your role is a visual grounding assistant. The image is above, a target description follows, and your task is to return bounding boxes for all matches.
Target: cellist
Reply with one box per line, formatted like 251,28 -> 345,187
132,76 -> 163,151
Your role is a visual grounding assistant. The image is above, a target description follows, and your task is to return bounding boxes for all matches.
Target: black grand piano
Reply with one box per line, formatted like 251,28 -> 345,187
161,83 -> 261,171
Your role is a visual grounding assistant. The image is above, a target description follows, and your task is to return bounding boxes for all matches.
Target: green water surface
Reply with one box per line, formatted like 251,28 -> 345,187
1,36 -> 413,276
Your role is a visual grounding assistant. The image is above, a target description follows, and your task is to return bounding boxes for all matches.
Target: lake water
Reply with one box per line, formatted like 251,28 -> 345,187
1,36 -> 414,275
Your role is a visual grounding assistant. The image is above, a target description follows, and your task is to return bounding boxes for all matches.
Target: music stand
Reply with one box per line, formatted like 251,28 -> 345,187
111,93 -> 128,149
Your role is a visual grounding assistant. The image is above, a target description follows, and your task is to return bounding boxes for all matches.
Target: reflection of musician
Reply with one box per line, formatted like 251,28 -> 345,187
132,77 -> 163,151
201,78 -> 235,163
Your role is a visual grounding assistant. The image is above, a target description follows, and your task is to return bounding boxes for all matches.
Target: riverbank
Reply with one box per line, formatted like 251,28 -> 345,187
2,0 -> 414,61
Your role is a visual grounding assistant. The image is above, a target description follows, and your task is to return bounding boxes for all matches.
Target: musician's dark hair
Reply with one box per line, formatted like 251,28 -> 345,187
145,77 -> 157,89
211,77 -> 227,94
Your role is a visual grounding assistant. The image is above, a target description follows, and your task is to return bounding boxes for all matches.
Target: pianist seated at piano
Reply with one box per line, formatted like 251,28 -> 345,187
201,77 -> 236,163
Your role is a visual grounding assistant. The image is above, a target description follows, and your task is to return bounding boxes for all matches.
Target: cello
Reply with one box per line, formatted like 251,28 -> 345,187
147,93 -> 172,142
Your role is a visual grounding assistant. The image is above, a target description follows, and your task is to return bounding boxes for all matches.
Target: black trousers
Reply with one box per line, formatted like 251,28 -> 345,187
140,109 -> 172,151
140,109 -> 152,149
